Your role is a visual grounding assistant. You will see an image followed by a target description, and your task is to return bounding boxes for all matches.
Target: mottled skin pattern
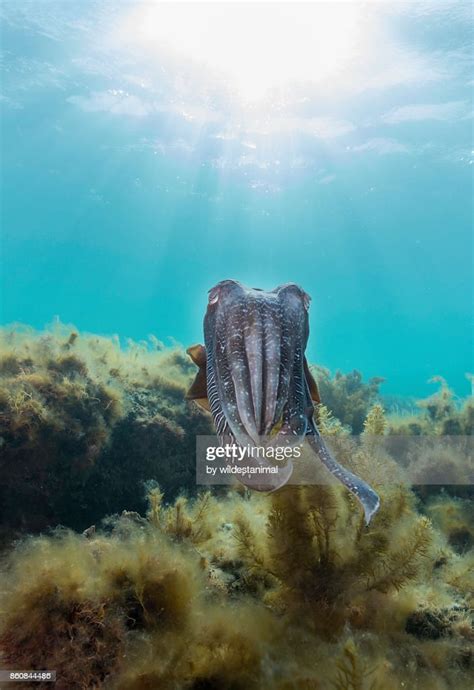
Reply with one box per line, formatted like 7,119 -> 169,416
187,280 -> 380,524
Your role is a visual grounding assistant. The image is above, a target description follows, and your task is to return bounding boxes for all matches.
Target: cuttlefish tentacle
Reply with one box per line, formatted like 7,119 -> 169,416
306,422 -> 380,525
187,279 -> 380,522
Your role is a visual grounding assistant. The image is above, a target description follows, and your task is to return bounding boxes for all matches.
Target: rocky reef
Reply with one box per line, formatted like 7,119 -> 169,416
0,325 -> 472,689
0,324 -> 213,539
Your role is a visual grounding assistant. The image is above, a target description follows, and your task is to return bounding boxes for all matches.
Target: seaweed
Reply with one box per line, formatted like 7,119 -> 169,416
0,479 -> 472,690
331,640 -> 378,690
232,484 -> 433,638
0,324 -> 213,535
0,324 -> 473,690
312,367 -> 384,433
426,495 -> 474,554
387,376 -> 474,436
363,404 -> 387,436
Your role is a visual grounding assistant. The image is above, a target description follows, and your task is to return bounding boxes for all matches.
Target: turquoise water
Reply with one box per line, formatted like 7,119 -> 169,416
1,1 -> 472,398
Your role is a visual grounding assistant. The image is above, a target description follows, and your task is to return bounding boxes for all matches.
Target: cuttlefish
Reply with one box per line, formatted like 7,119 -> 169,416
186,280 -> 380,524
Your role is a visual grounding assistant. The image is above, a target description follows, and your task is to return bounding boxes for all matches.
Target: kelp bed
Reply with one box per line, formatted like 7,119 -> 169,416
0,325 -> 472,689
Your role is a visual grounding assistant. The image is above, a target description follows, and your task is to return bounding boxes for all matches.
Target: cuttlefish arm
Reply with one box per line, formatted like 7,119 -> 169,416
186,341 -> 321,492
186,344 -> 320,413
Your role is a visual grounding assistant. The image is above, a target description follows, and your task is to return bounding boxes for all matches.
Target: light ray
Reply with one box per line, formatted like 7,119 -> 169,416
113,1 -> 373,103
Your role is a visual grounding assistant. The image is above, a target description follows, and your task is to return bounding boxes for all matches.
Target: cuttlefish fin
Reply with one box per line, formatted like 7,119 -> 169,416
186,344 -> 210,411
304,358 -> 321,404
307,424 -> 380,525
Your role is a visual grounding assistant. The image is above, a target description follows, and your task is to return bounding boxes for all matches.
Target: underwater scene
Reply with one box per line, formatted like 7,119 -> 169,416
0,2 -> 473,689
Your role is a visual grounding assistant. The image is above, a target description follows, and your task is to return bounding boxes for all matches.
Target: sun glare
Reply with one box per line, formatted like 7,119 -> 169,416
115,2 -> 371,102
